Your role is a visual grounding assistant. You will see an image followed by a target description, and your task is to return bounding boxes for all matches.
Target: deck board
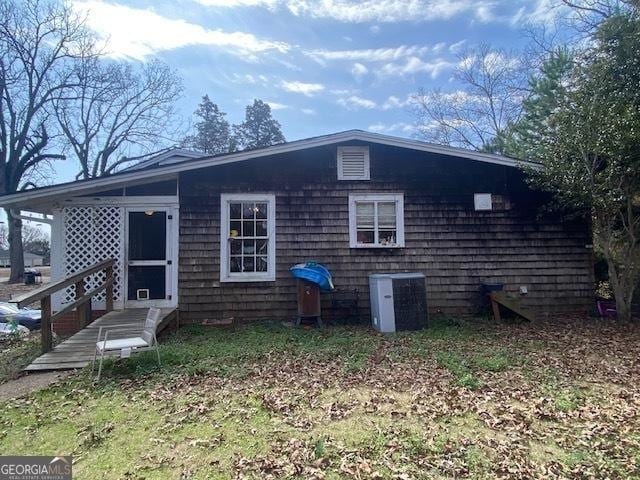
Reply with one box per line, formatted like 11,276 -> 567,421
24,308 -> 177,371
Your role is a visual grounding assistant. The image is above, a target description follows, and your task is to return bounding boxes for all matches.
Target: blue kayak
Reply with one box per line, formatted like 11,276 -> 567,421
290,262 -> 335,291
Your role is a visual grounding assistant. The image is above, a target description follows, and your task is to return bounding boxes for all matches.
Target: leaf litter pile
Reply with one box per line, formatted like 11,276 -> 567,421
1,318 -> 639,479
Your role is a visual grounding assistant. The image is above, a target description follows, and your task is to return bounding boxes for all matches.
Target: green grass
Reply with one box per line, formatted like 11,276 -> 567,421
0,319 -> 637,479
435,349 -> 512,389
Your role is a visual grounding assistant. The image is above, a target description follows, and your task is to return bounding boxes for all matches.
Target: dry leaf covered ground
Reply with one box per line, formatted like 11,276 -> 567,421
1,318 -> 639,479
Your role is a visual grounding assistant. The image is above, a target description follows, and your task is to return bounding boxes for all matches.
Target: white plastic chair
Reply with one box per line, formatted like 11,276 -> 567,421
92,307 -> 162,382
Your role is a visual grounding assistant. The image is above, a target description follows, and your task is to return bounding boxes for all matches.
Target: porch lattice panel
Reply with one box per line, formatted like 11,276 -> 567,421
62,207 -> 122,305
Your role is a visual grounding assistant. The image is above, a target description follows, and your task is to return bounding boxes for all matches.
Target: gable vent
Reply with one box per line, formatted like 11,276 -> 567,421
337,146 -> 370,180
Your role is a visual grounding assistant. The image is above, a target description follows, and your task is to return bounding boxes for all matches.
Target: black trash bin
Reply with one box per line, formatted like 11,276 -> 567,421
481,282 -> 504,296
24,272 -> 36,285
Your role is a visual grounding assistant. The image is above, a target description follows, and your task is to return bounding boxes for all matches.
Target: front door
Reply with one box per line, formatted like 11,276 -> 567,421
125,208 -> 175,308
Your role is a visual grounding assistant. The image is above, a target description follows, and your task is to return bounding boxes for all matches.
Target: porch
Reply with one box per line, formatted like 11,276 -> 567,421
25,307 -> 177,371
9,259 -> 178,371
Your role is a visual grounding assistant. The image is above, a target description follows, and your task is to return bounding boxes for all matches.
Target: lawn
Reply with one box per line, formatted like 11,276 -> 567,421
1,318 -> 639,479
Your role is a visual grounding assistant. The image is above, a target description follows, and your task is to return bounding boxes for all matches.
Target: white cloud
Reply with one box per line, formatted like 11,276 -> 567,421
197,0 -> 277,6
379,57 -> 456,78
266,101 -> 288,110
337,95 -> 377,110
196,0 -> 566,26
381,95 -> 412,110
510,0 -> 568,25
280,80 -> 325,96
369,25 -> 381,34
368,122 -> 416,134
449,39 -> 466,53
308,45 -> 432,63
73,1 -> 289,60
301,108 -> 316,115
351,63 -> 368,80
286,0 -> 496,23
432,42 -> 446,54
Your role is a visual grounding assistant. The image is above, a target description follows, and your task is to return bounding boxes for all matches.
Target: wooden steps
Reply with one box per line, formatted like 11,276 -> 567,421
489,292 -> 536,322
24,308 -> 177,371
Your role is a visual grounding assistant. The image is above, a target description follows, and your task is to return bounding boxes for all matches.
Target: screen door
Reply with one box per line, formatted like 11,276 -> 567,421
125,209 -> 173,307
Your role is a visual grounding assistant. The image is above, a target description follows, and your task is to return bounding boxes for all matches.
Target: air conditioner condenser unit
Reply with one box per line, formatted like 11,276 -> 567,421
369,273 -> 428,333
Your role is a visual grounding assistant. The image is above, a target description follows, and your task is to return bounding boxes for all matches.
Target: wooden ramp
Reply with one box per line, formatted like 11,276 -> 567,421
489,292 -> 536,322
25,308 -> 177,372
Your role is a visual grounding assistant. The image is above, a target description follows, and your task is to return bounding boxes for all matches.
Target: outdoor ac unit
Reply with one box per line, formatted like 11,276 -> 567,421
369,273 -> 428,333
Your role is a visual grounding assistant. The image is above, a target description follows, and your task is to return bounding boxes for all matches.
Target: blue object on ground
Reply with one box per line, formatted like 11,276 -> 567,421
290,262 -> 335,291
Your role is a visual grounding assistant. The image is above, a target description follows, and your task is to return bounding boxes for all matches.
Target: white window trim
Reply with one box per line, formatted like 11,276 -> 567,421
348,193 -> 405,248
220,193 -> 276,282
337,146 -> 370,181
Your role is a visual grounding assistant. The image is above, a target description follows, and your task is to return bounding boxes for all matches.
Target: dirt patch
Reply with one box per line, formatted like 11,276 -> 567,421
0,271 -> 49,304
0,370 -> 73,401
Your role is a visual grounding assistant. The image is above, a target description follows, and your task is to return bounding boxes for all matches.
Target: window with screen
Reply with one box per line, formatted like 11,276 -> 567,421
349,194 -> 405,248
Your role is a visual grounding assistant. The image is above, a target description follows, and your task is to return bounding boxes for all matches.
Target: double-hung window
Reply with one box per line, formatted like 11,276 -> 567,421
348,194 -> 405,248
220,194 -> 275,282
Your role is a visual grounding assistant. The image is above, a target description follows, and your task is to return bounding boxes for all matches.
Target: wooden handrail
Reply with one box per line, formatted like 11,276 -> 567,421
10,258 -> 115,354
10,259 -> 114,308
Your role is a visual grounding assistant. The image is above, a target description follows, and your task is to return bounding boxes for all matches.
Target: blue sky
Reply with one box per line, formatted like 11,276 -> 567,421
54,0 -> 567,183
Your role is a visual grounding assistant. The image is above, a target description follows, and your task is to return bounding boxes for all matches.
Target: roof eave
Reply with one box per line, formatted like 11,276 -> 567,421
0,130 -> 540,209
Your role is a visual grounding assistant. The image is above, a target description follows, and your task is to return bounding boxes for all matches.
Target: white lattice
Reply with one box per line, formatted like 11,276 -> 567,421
62,207 -> 122,306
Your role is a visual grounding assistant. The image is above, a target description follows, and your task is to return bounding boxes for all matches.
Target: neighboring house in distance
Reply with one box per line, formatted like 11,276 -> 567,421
0,131 -> 594,333
0,249 -> 45,268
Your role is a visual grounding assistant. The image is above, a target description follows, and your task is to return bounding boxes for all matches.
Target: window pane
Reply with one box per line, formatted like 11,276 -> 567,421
127,265 -> 166,300
256,256 -> 268,272
243,203 -> 256,219
356,202 -> 374,216
242,221 -> 255,237
378,202 -> 396,217
357,230 -> 374,244
230,203 -> 242,220
128,211 -> 166,261
256,220 -> 267,236
379,230 -> 397,245
378,215 -> 396,228
230,239 -> 241,254
255,203 -> 267,219
230,221 -> 241,238
357,215 -> 375,228
243,240 -> 255,254
256,239 -> 268,255
243,256 -> 255,272
230,256 -> 242,272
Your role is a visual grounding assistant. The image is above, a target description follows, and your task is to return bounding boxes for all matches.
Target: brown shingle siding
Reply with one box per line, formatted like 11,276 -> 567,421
178,143 -> 594,323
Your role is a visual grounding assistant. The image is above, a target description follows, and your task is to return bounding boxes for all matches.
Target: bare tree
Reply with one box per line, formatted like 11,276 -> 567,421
0,0 -> 95,282
55,58 -> 183,179
0,222 -> 47,249
560,0 -> 638,30
412,45 -> 529,153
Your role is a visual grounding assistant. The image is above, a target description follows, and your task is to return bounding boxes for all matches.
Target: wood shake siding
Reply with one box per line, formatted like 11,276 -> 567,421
178,143 -> 594,323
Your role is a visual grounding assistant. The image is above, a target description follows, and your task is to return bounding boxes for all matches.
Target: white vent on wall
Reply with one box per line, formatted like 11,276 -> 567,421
474,193 -> 493,211
337,146 -> 370,180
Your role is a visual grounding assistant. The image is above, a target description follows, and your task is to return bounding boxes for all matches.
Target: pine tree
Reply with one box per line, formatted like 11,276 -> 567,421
233,99 -> 285,150
185,95 -> 231,154
502,48 -> 573,159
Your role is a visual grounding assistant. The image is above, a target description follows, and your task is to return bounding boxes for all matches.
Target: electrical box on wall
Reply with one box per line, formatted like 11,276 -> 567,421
474,193 -> 493,211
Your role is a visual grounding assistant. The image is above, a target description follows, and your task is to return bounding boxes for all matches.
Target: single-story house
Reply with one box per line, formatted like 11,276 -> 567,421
0,130 -> 594,331
0,249 -> 45,268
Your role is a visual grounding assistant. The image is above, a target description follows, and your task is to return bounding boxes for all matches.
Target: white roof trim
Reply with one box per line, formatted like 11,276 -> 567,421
122,148 -> 206,172
0,130 -> 539,208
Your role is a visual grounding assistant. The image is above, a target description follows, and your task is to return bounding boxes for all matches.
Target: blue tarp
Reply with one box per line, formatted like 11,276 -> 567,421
290,262 -> 335,291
